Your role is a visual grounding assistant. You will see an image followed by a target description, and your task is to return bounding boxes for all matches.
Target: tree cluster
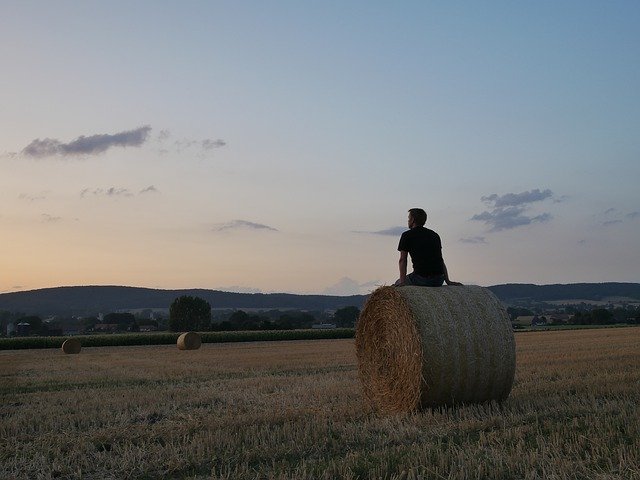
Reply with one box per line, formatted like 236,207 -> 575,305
211,310 -> 316,331
569,307 -> 639,325
103,312 -> 139,331
506,307 -> 534,321
169,296 -> 211,332
209,305 -> 360,331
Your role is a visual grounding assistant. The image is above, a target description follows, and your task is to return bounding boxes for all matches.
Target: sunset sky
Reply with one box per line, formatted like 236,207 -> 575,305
1,1 -> 639,295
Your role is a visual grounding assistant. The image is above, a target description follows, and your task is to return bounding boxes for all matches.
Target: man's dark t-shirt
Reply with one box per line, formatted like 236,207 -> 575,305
398,226 -> 445,276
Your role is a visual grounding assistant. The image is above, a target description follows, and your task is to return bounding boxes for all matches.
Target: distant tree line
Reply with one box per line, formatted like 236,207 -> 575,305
507,305 -> 639,326
2,296 -> 362,336
168,295 -> 360,332
211,310 -> 317,331
569,307 -> 639,325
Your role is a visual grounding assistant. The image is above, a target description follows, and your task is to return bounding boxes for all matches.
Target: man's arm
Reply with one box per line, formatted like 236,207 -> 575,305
398,251 -> 409,285
443,261 -> 462,286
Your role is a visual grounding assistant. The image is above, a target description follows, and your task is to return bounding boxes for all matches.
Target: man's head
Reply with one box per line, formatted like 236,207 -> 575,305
408,208 -> 427,228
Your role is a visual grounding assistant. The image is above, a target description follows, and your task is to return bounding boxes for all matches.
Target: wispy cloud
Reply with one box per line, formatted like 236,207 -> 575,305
472,208 -> 552,231
215,285 -> 264,294
22,126 -> 152,158
322,277 -> 380,296
158,130 -> 227,155
81,187 -> 134,198
140,185 -> 159,194
460,236 -> 487,244
481,189 -> 553,208
602,219 -> 623,227
157,130 -> 171,141
598,208 -> 639,226
354,226 -> 405,236
471,188 -> 555,231
41,214 -> 62,223
212,220 -> 278,232
81,186 -> 158,198
19,192 -> 48,202
202,139 -> 227,150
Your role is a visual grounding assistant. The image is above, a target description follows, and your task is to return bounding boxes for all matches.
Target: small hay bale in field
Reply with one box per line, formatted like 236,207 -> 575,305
355,285 -> 515,413
61,338 -> 81,354
177,332 -> 201,350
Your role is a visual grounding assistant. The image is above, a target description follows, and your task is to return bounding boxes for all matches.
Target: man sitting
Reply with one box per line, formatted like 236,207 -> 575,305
394,208 -> 462,287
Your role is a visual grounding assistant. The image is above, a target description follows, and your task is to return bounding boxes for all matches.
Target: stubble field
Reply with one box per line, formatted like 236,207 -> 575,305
1,327 -> 639,479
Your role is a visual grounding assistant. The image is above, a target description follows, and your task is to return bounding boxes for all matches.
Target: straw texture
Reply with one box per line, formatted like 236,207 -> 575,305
61,338 -> 81,355
356,285 -> 515,413
177,332 -> 202,350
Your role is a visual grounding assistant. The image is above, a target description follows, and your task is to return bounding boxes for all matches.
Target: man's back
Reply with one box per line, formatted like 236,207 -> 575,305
398,226 -> 445,277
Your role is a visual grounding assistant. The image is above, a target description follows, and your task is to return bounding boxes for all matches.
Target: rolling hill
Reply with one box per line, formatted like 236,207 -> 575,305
0,282 -> 638,316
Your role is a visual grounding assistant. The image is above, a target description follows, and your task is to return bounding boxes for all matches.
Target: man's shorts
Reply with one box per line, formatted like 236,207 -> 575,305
404,273 -> 445,287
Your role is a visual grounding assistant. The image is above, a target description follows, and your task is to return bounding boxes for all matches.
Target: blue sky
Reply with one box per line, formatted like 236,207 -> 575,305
1,1 -> 639,295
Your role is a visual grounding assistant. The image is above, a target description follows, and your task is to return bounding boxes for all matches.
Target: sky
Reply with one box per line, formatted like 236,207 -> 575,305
1,1 -> 639,296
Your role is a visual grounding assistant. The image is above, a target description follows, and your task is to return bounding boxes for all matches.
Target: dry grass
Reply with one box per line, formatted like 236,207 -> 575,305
356,286 -> 423,413
356,286 -> 515,412
1,328 -> 639,479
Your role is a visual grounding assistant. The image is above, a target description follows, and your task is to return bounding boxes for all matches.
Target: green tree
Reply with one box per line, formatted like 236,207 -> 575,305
228,310 -> 269,330
506,307 -> 534,321
104,312 -> 136,330
169,296 -> 211,332
81,316 -> 99,331
16,315 -> 45,335
591,308 -> 613,324
333,306 -> 360,327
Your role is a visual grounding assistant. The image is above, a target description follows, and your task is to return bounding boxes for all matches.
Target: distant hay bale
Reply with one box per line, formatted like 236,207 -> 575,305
61,338 -> 81,355
355,285 -> 515,413
177,332 -> 201,350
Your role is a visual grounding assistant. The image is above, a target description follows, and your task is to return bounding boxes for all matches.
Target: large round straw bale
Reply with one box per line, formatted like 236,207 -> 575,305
355,285 -> 515,413
61,338 -> 81,354
177,331 -> 202,350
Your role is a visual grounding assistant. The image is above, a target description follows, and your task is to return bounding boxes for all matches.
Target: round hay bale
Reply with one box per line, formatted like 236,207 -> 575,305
177,331 -> 201,350
61,338 -> 81,354
355,285 -> 515,413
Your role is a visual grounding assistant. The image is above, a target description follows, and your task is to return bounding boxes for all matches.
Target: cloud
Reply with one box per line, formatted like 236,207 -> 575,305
19,192 -> 48,202
81,187 -> 133,198
212,220 -> 278,232
471,207 -> 552,231
157,130 -> 171,141
41,214 -> 62,223
202,139 -> 227,150
597,209 -> 639,226
472,188 -> 555,232
460,236 -> 487,244
21,126 -> 152,158
174,138 -> 198,151
355,226 -> 405,236
481,189 -> 553,208
157,130 -> 227,155
602,219 -> 623,227
216,285 -> 264,294
140,185 -> 159,194
322,277 -> 380,296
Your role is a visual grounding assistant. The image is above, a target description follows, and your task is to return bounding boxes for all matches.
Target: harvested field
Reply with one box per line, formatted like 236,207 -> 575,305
1,327 -> 639,479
